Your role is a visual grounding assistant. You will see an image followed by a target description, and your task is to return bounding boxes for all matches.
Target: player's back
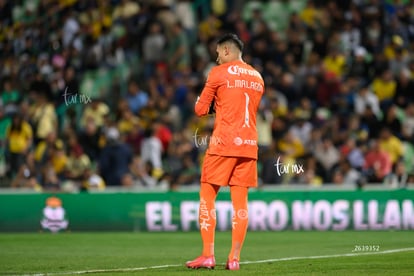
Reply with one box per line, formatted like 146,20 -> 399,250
207,60 -> 264,159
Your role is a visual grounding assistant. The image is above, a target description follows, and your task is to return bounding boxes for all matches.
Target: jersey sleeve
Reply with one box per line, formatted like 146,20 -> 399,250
195,67 -> 221,116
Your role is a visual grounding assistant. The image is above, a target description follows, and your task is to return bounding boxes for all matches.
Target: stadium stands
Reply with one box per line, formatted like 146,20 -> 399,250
0,0 -> 414,191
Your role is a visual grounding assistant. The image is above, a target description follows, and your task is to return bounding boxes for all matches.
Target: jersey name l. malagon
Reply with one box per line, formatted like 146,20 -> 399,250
195,60 -> 264,159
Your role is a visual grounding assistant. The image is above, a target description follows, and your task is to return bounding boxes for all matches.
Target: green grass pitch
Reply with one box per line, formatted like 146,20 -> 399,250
1,231 -> 413,275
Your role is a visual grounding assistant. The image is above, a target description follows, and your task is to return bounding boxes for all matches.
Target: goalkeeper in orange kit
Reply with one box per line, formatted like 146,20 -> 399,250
186,33 -> 264,270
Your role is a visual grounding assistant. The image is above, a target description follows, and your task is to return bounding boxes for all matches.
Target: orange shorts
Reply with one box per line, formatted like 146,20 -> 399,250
201,154 -> 257,187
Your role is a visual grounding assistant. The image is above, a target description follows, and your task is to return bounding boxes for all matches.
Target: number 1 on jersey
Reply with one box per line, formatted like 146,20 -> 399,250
243,92 -> 250,128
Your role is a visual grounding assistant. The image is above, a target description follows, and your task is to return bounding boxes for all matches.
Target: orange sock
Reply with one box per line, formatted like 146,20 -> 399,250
199,182 -> 220,256
228,185 -> 249,261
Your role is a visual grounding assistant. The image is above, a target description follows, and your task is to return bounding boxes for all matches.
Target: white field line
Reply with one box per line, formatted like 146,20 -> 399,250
16,247 -> 414,276
240,247 -> 414,264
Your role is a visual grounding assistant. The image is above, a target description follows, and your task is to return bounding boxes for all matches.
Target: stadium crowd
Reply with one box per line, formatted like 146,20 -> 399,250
1,0 -> 414,191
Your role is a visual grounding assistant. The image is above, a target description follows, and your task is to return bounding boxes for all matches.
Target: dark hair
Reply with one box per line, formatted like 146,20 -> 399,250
10,112 -> 23,132
217,33 -> 244,51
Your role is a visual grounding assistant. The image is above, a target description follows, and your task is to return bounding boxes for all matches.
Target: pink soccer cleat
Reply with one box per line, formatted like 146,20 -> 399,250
225,259 -> 240,270
186,255 -> 215,269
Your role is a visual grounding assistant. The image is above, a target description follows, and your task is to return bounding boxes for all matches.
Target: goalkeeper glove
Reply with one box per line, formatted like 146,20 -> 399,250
208,100 -> 216,114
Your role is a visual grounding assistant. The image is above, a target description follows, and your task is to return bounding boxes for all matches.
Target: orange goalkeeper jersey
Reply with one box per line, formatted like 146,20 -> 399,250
195,60 -> 264,159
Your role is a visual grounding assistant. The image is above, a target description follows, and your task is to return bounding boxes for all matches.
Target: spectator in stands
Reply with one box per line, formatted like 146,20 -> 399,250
98,127 -> 133,186
354,84 -> 381,119
394,68 -> 414,107
378,127 -> 404,165
289,110 -> 313,147
275,72 -> 300,107
340,20 -> 361,56
360,105 -> 382,139
340,137 -> 365,170
381,105 -> 402,137
41,161 -> 61,191
343,114 -> 366,141
383,35 -> 408,61
167,21 -> 191,72
384,159 -> 409,188
10,152 -> 41,191
401,141 -> 414,177
295,167 -> 323,186
117,108 -> 142,136
332,158 -> 361,187
112,0 -> 140,22
322,46 -> 346,79
170,154 -> 200,189
28,81 -> 57,145
64,134 -> 91,184
260,142 -> 283,185
257,101 -> 273,151
5,112 -> 32,178
305,127 -> 323,155
142,21 -> 166,78
0,106 -> 10,175
48,140 -> 68,181
153,118 -> 172,153
316,71 -> 341,107
1,77 -> 21,116
157,96 -> 182,131
299,74 -> 319,106
371,69 -> 397,110
80,99 -> 109,129
81,168 -> 106,191
34,131 -> 57,168
141,125 -> 163,180
198,13 -> 222,42
401,102 -> 414,142
58,66 -> 79,131
31,132 -> 66,188
313,136 -> 340,181
78,116 -> 103,162
363,139 -> 393,183
277,130 -> 305,162
389,47 -> 410,76
125,79 -> 149,115
138,98 -> 159,129
62,9 -> 80,49
124,119 -> 144,156
129,155 -> 157,189
347,46 -> 372,83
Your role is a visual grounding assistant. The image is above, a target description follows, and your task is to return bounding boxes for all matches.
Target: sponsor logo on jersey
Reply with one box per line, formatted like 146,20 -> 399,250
234,137 -> 243,146
227,65 -> 261,78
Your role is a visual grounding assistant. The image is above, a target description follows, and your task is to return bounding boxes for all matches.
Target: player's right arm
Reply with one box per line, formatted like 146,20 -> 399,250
195,67 -> 220,117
